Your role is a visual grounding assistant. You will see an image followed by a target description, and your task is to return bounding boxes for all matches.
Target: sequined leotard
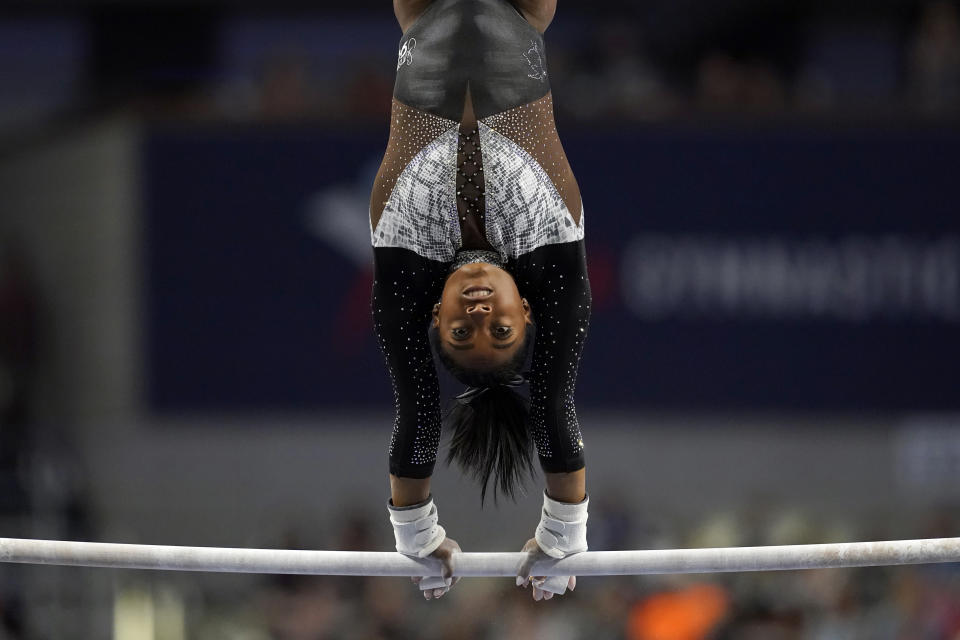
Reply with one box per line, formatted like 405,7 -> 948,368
371,0 -> 590,478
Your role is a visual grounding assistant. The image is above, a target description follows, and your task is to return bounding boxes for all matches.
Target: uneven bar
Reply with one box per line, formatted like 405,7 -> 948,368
1,537 -> 958,577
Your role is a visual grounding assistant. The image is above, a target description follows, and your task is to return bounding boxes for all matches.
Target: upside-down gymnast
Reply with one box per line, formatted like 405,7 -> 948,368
371,0 -> 590,601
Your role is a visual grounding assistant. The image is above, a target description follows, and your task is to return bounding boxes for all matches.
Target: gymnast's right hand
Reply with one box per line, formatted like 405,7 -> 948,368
388,495 -> 459,600
411,537 -> 461,600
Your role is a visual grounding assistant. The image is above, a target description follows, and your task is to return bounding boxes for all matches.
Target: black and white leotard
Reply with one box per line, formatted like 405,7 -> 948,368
371,0 -> 590,479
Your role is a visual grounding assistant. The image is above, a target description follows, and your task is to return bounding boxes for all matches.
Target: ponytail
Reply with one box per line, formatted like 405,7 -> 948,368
429,323 -> 537,504
445,385 -> 534,504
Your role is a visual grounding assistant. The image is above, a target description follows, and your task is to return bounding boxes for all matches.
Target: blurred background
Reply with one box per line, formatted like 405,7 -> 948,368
1,0 -> 959,637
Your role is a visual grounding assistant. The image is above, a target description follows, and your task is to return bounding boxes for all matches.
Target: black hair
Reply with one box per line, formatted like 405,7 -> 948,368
428,322 -> 537,504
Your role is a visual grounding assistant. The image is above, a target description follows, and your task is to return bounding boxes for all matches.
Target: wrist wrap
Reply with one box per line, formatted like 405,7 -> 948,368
535,491 -> 589,559
388,496 -> 447,558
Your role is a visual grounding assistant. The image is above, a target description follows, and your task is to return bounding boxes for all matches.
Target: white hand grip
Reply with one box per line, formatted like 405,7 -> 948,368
388,497 -> 446,558
535,491 -> 588,559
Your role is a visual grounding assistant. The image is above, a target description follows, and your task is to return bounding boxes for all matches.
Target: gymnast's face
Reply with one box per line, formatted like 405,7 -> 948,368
432,262 -> 532,369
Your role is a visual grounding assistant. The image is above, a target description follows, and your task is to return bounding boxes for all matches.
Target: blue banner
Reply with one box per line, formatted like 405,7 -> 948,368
144,125 -> 960,411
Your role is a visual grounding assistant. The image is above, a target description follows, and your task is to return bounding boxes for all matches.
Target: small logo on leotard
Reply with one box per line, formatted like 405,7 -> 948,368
397,38 -> 416,70
523,40 -> 547,81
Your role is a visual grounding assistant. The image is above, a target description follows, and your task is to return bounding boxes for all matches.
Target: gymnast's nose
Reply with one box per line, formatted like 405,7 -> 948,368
466,303 -> 492,315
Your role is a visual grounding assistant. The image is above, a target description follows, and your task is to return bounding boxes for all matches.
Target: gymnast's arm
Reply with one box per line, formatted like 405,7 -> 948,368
545,469 -> 585,503
373,247 -> 462,598
513,240 -> 590,599
521,240 -> 591,488
372,248 -> 448,504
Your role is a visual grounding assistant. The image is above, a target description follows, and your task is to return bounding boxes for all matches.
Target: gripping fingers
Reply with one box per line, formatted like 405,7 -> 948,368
532,582 -> 553,601
424,587 -> 447,600
418,537 -> 461,600
538,575 -> 572,594
419,575 -> 451,590
526,574 -> 575,600
518,538 -> 573,600
440,555 -> 459,588
517,549 -> 538,582
420,574 -> 452,600
516,547 -> 540,590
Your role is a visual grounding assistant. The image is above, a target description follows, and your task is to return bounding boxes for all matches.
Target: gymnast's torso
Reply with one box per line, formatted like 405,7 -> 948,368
370,0 -> 590,478
370,0 -> 583,259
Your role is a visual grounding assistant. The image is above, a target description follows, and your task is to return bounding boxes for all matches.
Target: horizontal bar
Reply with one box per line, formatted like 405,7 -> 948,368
1,537 -> 958,577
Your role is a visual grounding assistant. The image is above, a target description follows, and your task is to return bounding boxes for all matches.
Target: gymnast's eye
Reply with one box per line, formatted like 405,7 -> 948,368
451,327 -> 470,340
493,326 -> 513,338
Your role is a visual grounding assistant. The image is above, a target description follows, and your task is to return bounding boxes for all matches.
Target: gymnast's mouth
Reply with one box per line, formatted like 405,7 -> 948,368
462,286 -> 494,299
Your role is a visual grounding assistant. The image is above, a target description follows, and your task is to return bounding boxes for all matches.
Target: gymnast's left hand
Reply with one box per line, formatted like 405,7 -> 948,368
412,537 -> 461,600
516,538 -> 576,601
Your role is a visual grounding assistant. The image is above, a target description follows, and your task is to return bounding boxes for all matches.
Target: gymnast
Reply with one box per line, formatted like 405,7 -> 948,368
371,0 -> 590,601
